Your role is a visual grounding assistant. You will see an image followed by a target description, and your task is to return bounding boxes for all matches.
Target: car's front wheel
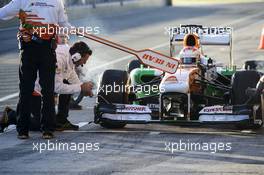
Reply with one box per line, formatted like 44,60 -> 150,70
96,69 -> 128,129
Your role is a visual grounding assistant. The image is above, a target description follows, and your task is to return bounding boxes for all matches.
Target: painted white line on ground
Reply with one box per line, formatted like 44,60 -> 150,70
149,132 -> 160,135
62,130 -> 251,135
0,104 -> 16,108
0,127 -> 257,136
63,130 -> 156,133
77,122 -> 89,128
174,0 -> 264,6
0,122 -> 89,136
223,11 -> 264,27
86,106 -> 96,109
241,130 -> 256,134
0,26 -> 17,32
0,92 -> 19,103
0,125 -> 16,135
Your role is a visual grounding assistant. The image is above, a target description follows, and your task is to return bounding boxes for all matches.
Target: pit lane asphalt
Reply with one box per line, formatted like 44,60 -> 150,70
0,2 -> 264,175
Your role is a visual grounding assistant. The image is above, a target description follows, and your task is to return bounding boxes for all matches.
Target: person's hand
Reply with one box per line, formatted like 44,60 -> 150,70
81,82 -> 94,97
87,90 -> 94,97
18,31 -> 31,42
86,81 -> 94,97
22,35 -> 31,42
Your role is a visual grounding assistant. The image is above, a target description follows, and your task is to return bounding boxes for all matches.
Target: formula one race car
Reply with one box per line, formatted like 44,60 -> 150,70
94,25 -> 264,129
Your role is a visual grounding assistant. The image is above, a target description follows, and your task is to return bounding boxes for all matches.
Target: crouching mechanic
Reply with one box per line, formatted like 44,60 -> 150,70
52,40 -> 94,130
0,41 -> 94,132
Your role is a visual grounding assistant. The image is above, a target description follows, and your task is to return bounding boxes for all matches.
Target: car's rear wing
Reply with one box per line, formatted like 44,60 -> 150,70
170,25 -> 233,66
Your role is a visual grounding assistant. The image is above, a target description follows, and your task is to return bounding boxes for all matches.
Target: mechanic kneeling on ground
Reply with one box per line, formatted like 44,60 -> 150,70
53,40 -> 94,131
35,39 -> 94,131
0,40 -> 94,132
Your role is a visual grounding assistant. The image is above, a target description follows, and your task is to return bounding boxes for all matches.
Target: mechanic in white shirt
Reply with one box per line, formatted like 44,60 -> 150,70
34,34 -> 94,128
41,38 -> 94,131
0,0 -> 72,139
34,37 -> 92,96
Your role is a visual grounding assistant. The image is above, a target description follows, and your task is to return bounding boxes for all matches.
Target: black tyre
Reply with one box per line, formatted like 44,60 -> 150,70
127,60 -> 144,74
97,69 -> 128,129
231,70 -> 262,129
231,70 -> 261,105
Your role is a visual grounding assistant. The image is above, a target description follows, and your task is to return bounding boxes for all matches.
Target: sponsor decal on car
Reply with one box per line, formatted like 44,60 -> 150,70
199,105 -> 233,114
116,104 -> 152,114
147,104 -> 159,111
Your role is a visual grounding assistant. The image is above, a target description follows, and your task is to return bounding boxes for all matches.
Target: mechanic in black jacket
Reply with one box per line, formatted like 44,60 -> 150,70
0,0 -> 72,139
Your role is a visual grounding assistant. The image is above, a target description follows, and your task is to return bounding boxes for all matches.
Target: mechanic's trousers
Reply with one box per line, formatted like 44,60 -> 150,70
56,79 -> 72,123
8,95 -> 41,131
56,94 -> 71,123
17,40 -> 56,133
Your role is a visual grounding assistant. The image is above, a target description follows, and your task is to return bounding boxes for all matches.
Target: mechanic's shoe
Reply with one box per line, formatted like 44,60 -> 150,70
17,132 -> 29,139
69,103 -> 82,110
56,120 -> 79,131
0,107 -> 10,132
42,132 -> 54,139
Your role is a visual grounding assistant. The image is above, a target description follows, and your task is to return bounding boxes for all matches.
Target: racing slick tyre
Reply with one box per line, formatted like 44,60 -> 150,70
231,70 -> 263,129
97,69 -> 128,129
231,70 -> 261,105
127,59 -> 145,74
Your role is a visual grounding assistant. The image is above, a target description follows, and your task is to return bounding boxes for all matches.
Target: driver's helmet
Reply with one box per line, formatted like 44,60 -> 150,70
178,47 -> 201,65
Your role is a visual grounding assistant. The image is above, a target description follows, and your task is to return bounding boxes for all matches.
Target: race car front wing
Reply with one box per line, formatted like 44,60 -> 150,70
94,103 -> 260,125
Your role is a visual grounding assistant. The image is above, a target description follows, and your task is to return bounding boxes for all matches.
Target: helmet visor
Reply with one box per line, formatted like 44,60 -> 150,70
181,57 -> 197,64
